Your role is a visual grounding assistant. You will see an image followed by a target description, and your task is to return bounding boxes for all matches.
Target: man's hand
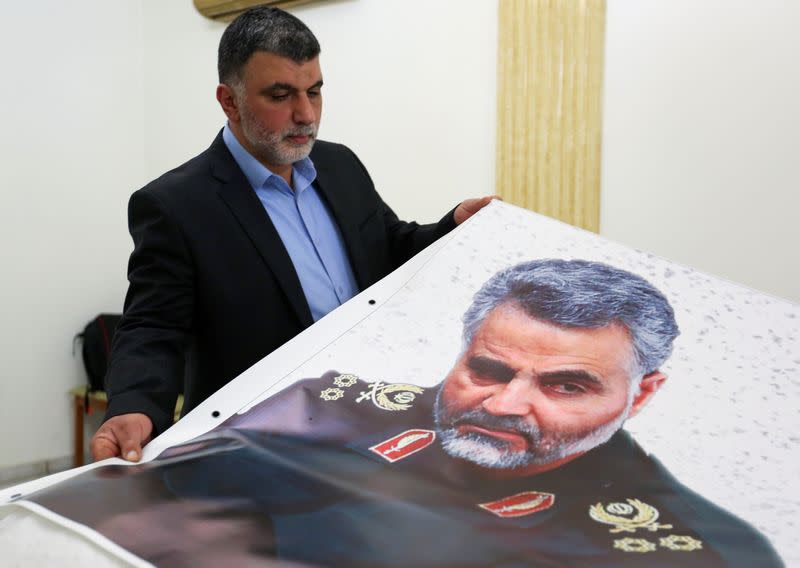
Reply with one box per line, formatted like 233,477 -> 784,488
453,195 -> 499,225
90,413 -> 153,462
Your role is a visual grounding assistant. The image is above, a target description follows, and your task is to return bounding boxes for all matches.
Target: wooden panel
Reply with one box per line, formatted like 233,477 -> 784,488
496,0 -> 605,232
194,0 -> 324,21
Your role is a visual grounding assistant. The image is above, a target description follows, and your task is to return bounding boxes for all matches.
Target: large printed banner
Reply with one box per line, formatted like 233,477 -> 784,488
1,202 -> 798,567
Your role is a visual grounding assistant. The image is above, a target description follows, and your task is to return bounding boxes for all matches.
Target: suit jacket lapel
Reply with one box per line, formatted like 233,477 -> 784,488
209,134 -> 314,328
313,160 -> 373,290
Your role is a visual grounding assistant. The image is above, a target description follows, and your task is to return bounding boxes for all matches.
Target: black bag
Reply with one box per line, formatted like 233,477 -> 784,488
76,314 -> 122,392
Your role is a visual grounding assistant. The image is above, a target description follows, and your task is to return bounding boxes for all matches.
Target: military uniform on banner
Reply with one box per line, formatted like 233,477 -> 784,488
162,372 -> 782,567
29,372 -> 784,567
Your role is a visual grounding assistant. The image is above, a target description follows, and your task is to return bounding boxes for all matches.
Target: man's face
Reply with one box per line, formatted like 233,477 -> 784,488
436,303 -> 661,475
224,52 -> 323,169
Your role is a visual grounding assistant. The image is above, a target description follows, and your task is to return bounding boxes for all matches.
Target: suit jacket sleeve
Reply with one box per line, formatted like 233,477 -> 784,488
380,193 -> 457,267
104,189 -> 192,435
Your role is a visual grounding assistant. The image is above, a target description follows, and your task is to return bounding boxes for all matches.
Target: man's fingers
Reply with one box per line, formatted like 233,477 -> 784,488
117,431 -> 144,462
454,195 -> 500,225
114,414 -> 153,462
90,429 -> 121,461
473,195 -> 500,210
90,413 -> 153,462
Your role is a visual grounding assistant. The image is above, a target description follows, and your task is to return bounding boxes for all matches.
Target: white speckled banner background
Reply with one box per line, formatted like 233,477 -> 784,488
270,201 -> 799,564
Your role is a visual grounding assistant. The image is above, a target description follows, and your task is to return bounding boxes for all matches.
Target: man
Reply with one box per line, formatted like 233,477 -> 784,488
91,7 -> 493,462
35,259 -> 781,566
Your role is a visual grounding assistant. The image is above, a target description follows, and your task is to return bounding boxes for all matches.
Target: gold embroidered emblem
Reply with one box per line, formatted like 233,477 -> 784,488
589,499 -> 673,533
355,381 -> 424,411
320,387 -> 344,401
333,374 -> 358,388
613,538 -> 657,553
659,535 -> 703,551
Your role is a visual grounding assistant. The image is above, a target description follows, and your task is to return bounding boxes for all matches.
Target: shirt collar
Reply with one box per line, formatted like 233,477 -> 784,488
222,123 -> 316,192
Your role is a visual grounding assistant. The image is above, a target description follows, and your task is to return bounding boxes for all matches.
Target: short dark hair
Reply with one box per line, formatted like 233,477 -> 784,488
462,259 -> 680,377
217,6 -> 321,84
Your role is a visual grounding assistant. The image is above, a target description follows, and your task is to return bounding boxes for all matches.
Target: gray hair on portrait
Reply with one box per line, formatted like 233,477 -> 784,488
462,259 -> 680,379
217,6 -> 321,85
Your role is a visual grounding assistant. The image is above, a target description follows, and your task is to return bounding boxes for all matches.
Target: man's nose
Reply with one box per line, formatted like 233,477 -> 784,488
293,94 -> 316,125
481,379 -> 536,417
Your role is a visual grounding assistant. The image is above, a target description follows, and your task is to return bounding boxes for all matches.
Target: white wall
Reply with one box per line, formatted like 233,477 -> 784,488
601,0 -> 800,303
140,1 -> 224,178
0,2 -> 146,469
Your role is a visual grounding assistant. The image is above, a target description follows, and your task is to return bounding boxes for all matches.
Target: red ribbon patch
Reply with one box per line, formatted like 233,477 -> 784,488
479,491 -> 555,518
369,429 -> 436,463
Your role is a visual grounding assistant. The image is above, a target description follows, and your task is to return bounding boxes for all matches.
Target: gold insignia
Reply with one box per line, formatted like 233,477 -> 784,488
320,387 -> 344,401
659,535 -> 703,551
355,381 -> 424,411
613,538 -> 657,553
333,374 -> 358,388
589,499 -> 673,533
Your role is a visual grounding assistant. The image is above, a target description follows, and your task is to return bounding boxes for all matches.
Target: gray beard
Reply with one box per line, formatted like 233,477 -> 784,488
433,386 -> 631,470
240,109 -> 317,167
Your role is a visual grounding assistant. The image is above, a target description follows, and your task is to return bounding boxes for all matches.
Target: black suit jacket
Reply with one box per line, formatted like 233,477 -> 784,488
104,132 -> 456,434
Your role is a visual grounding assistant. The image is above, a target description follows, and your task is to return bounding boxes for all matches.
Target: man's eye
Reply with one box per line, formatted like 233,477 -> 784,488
549,383 -> 586,395
308,90 -> 321,99
469,372 -> 500,385
270,93 -> 289,101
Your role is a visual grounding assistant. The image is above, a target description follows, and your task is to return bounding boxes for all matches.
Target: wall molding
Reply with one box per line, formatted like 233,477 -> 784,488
194,0 -> 326,21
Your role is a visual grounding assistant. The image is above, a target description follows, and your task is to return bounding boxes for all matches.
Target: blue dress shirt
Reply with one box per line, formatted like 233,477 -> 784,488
222,125 -> 359,321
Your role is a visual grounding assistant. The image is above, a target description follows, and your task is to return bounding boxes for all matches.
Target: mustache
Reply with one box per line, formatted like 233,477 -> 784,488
441,407 -> 540,447
284,125 -> 317,138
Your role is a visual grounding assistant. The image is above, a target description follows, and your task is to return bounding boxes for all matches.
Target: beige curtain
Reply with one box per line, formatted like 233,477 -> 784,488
496,0 -> 606,232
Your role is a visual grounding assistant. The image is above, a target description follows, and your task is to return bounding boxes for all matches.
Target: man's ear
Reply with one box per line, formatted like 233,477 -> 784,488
216,84 -> 240,123
628,371 -> 667,419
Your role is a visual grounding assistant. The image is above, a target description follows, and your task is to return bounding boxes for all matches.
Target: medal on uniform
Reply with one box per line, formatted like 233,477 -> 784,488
369,429 -> 436,462
613,538 -> 657,553
356,381 -> 425,411
659,535 -> 703,551
589,498 -> 672,533
478,491 -> 555,518
591,500 -> 704,554
333,374 -> 358,388
319,387 -> 344,401
611,534 -> 704,554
